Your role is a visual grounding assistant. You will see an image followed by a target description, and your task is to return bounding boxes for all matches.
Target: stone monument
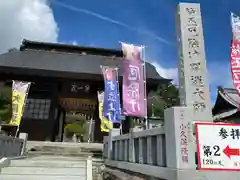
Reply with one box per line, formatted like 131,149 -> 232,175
176,2 -> 213,122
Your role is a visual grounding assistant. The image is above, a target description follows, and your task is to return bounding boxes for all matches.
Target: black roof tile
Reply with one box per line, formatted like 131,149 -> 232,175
0,40 -> 169,83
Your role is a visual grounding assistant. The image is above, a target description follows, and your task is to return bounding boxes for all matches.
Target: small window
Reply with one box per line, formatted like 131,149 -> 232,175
23,98 -> 51,120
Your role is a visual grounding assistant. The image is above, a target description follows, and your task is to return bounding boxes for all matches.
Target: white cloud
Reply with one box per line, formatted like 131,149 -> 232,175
152,60 -> 233,104
72,41 -> 78,45
151,61 -> 179,85
152,60 -> 233,88
0,0 -> 59,54
60,40 -> 78,45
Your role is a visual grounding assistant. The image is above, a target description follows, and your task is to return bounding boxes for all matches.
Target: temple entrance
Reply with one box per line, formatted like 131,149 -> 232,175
0,40 -> 165,142
56,97 -> 97,142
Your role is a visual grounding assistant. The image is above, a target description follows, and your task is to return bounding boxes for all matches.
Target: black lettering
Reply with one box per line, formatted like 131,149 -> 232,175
213,145 -> 221,156
230,128 -> 240,140
203,159 -> 214,165
186,7 -> 197,16
193,88 -> 204,100
203,145 -> 212,157
190,75 -> 204,86
13,94 -> 21,103
219,128 -> 228,139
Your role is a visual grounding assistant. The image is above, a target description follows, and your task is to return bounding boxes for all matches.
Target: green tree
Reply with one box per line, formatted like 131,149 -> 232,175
156,83 -> 179,108
148,92 -> 166,117
148,82 -> 179,118
65,121 -> 86,137
0,87 -> 12,123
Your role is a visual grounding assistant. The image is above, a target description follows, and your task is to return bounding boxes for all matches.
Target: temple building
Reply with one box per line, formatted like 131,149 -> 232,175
212,87 -> 240,123
0,40 -> 169,142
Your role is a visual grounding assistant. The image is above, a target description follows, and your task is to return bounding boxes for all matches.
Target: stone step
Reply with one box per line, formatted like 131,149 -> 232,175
23,155 -> 103,162
10,159 -> 103,168
1,167 -> 86,176
26,142 -> 103,156
27,151 -> 93,157
27,142 -> 103,159
26,141 -> 103,151
30,146 -> 83,152
10,159 -> 86,168
31,150 -> 103,157
30,150 -> 86,155
0,174 -> 84,180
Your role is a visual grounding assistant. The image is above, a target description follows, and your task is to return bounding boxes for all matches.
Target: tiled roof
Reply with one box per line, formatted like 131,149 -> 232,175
218,87 -> 240,108
212,87 -> 240,120
0,40 -> 168,82
20,39 -> 123,57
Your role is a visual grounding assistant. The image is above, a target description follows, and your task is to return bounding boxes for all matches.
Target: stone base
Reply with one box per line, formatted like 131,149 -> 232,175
104,166 -> 240,180
105,160 -> 240,180
104,167 -> 164,180
0,157 -> 10,174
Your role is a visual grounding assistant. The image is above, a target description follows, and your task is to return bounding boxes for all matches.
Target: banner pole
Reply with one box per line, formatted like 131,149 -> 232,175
142,46 -> 148,129
15,82 -> 31,138
115,67 -> 123,134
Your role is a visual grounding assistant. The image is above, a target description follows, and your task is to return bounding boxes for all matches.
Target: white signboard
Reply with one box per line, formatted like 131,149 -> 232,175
196,123 -> 240,171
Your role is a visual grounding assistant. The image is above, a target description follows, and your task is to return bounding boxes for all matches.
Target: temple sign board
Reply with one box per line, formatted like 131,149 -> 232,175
196,123 -> 240,171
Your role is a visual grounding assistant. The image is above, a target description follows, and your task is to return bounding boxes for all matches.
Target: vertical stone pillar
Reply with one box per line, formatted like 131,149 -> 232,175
176,3 -> 212,122
164,107 -> 195,169
86,156 -> 93,180
128,128 -> 135,163
19,133 -> 28,156
107,128 -> 120,159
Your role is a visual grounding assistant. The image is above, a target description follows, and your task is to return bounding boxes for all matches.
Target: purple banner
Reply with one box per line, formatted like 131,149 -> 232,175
121,42 -> 143,61
122,60 -> 146,117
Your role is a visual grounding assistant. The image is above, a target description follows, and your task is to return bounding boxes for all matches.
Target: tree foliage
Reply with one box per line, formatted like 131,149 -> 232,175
65,121 -> 87,137
156,83 -> 179,108
0,87 -> 12,123
149,82 -> 179,118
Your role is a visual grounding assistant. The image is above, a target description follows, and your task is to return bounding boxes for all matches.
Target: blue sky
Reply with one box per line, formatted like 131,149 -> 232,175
49,0 -> 240,104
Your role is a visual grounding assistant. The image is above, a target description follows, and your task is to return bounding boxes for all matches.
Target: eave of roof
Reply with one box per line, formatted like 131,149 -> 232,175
20,39 -> 123,57
212,87 -> 240,117
0,50 -> 169,83
218,87 -> 240,107
213,108 -> 238,120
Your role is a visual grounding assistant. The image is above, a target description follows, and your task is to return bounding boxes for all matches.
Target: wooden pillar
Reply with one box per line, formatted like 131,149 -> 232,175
60,110 -> 66,142
94,105 -> 100,142
53,106 -> 61,142
122,116 -> 131,134
49,82 -> 58,141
